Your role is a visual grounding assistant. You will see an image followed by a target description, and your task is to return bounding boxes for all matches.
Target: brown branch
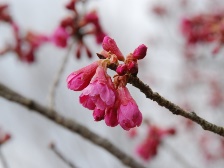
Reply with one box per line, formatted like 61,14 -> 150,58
0,83 -> 146,168
97,53 -> 224,137
128,75 -> 224,136
49,142 -> 77,168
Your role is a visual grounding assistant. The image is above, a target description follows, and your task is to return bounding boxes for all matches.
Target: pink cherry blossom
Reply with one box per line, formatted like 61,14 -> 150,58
102,36 -> 124,61
117,86 -> 142,130
79,65 -> 116,110
136,125 -> 176,161
67,61 -> 99,91
51,26 -> 69,48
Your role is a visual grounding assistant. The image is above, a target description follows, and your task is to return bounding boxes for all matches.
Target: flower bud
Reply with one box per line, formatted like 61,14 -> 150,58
116,64 -> 128,76
133,44 -> 147,60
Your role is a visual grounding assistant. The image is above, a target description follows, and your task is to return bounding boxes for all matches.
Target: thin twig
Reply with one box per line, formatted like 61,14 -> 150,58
128,75 -> 224,136
48,43 -> 73,111
0,83 -> 146,168
49,143 -> 77,168
0,148 -> 8,168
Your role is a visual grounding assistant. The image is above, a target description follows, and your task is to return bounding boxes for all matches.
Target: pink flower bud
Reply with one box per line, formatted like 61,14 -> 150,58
102,36 -> 124,61
127,61 -> 138,75
116,64 -> 128,76
67,61 -> 98,91
117,86 -> 142,130
133,44 -> 147,60
66,0 -> 76,11
84,10 -> 99,24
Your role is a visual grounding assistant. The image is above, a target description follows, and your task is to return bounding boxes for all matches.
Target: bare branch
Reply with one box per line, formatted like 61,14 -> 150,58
0,83 -> 146,168
0,148 -> 8,168
128,75 -> 224,136
48,43 -> 73,110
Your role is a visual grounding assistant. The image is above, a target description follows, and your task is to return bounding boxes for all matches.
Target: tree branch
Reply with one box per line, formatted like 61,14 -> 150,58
49,142 -> 77,168
0,82 -> 146,168
0,148 -> 8,168
128,75 -> 224,136
48,43 -> 73,110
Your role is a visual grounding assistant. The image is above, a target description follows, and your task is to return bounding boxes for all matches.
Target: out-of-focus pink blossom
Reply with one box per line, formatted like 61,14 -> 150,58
136,125 -> 175,161
0,4 -> 12,23
0,129 -> 11,145
80,65 -> 116,110
67,61 -> 99,91
152,5 -> 167,16
209,80 -> 223,108
102,36 -> 124,61
128,128 -> 138,138
84,10 -> 107,44
117,86 -> 142,130
66,0 -> 77,11
51,26 -> 69,48
26,31 -> 49,49
136,136 -> 159,161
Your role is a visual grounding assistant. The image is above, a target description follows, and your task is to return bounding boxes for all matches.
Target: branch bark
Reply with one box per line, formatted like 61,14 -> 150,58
128,75 -> 224,136
0,82 -> 145,168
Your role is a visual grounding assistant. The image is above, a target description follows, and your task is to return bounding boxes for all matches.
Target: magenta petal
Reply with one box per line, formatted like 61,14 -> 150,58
67,73 -> 84,91
93,108 -> 105,121
79,94 -> 95,110
105,108 -> 118,127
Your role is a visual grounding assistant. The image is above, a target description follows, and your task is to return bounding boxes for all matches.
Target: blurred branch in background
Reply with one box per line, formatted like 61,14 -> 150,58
48,42 -> 73,111
0,82 -> 145,168
49,142 -> 77,168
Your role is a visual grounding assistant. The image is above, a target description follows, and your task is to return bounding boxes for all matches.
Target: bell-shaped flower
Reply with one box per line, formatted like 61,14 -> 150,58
102,36 -> 124,61
117,86 -> 142,130
67,61 -> 99,91
79,65 -> 116,111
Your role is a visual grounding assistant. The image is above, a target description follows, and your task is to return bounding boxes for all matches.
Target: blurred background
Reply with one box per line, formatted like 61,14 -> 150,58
0,0 -> 224,167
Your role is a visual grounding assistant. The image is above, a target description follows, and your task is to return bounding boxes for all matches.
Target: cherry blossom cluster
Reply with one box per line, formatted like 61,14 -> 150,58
67,36 -> 147,130
51,0 -> 106,58
135,125 -> 175,161
0,0 -> 106,63
181,12 -> 224,54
